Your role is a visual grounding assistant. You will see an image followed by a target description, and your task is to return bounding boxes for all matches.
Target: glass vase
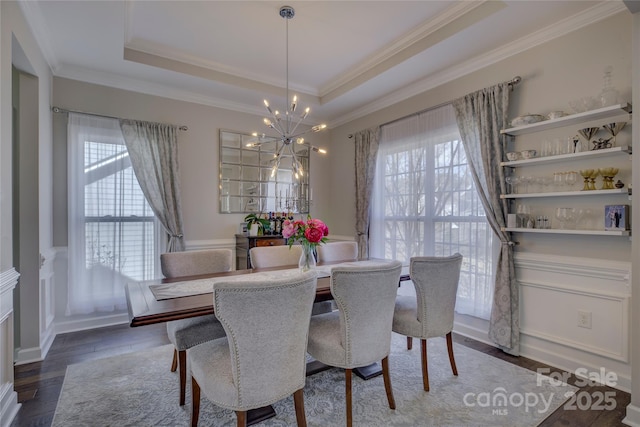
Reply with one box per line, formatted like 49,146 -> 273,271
298,244 -> 316,272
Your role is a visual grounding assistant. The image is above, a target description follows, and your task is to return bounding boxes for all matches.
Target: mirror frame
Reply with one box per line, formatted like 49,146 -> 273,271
219,129 -> 310,214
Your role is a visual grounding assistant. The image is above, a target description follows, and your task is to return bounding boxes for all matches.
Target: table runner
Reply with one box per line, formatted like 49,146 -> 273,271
148,260 -> 393,300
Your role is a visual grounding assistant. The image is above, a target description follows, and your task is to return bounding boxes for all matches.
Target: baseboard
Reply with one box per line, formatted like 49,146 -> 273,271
623,403 -> 640,426
0,383 -> 20,427
54,313 -> 130,335
519,339 -> 631,393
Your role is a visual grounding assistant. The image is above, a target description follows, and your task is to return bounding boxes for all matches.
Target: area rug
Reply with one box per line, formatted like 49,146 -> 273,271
52,334 -> 576,426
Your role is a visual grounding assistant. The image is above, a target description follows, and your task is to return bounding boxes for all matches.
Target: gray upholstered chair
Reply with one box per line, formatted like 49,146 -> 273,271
249,245 -> 302,269
160,248 -> 232,406
188,271 -> 318,427
306,261 -> 403,427
316,241 -> 358,263
392,254 -> 463,391
250,245 -> 331,315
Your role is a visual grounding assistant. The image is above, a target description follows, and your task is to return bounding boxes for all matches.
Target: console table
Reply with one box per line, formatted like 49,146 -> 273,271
234,234 -> 288,270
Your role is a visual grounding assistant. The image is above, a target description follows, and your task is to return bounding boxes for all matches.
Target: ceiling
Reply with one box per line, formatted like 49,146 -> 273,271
20,1 -> 628,128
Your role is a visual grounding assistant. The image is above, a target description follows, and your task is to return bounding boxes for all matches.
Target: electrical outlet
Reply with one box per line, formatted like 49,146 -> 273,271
578,310 -> 592,329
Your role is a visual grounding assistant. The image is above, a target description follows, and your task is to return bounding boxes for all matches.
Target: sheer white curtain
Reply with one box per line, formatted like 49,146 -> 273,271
67,113 -> 160,315
370,104 -> 497,319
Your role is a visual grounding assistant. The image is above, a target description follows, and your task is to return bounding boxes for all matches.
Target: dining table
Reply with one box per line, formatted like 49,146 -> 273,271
124,259 -> 409,425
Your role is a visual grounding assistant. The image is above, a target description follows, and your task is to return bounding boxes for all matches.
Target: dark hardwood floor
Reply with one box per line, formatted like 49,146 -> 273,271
11,323 -> 630,427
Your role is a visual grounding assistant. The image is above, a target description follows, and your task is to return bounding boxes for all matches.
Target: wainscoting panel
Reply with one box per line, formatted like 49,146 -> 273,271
0,268 -> 21,426
515,253 -> 631,392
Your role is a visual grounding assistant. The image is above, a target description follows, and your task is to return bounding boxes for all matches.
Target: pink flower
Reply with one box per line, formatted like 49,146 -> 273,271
282,222 -> 296,238
304,227 -> 324,243
285,215 -> 329,248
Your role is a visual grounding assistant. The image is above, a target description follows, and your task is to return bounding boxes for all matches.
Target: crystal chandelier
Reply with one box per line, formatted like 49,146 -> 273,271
247,5 -> 327,180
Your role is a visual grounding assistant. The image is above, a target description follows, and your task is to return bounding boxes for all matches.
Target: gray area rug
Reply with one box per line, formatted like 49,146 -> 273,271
52,334 -> 576,426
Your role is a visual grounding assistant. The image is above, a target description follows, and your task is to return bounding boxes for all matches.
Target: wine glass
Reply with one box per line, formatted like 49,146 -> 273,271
518,175 -> 532,194
555,207 -> 575,230
505,176 -> 520,194
553,172 -> 565,191
565,171 -> 578,190
517,204 -> 531,228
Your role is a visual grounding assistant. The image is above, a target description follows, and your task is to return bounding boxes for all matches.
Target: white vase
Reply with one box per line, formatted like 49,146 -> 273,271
249,223 -> 259,236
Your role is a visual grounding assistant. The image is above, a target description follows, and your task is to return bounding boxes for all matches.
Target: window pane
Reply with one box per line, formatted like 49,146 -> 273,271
372,104 -> 495,320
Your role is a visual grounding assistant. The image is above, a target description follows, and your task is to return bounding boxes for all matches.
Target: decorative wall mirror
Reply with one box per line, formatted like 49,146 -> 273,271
219,130 -> 310,214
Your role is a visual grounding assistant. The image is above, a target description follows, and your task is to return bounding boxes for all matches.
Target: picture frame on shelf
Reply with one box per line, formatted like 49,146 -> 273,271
604,204 -> 629,231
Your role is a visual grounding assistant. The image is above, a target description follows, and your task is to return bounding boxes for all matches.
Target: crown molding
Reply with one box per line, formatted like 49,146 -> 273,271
320,1 -> 490,97
332,1 -> 628,127
37,1 -> 628,129
17,0 -> 60,72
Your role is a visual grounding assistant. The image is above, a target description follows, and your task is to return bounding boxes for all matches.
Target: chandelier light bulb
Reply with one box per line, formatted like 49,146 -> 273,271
296,137 -> 304,144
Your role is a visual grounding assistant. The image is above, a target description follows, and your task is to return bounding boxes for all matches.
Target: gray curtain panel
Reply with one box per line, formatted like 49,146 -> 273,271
452,83 -> 519,355
120,119 -> 186,252
354,127 -> 380,260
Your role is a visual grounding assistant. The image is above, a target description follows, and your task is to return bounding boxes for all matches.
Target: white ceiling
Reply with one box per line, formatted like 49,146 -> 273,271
20,1 -> 628,128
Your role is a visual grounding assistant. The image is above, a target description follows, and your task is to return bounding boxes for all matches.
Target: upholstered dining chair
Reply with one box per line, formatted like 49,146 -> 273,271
188,271 -> 318,427
306,260 -> 403,427
316,241 -> 358,263
392,254 -> 463,392
160,248 -> 233,406
249,245 -> 302,268
249,245 -> 331,315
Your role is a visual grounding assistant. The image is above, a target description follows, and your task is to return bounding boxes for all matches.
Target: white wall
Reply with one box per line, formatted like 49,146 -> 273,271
0,0 -> 54,422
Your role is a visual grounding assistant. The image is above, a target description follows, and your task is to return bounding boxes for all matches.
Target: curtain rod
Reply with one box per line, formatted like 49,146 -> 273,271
51,106 -> 188,131
348,75 -> 521,139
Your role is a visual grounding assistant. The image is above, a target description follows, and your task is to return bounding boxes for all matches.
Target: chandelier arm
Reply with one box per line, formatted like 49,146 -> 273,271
288,114 -> 307,136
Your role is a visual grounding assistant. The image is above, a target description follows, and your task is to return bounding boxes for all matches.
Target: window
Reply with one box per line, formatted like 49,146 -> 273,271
68,114 -> 160,315
370,105 -> 496,319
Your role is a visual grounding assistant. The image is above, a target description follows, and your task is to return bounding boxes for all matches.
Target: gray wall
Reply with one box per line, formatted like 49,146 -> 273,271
52,78 -> 333,247
329,11 -> 632,262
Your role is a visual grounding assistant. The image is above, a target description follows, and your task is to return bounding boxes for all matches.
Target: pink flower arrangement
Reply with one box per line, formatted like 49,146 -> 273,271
282,216 -> 329,247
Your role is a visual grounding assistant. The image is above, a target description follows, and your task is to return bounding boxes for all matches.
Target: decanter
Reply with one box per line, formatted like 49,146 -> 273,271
599,66 -> 619,107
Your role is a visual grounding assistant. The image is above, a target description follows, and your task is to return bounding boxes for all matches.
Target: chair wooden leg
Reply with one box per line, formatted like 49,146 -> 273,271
171,348 -> 178,372
235,411 -> 247,427
179,350 -> 187,405
446,331 -> 458,376
345,368 -> 353,427
293,388 -> 307,427
421,339 -> 430,391
381,357 -> 396,410
407,336 -> 412,350
191,377 -> 201,427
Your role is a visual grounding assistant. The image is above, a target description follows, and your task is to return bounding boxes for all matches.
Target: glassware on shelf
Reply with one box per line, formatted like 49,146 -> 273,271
602,122 -> 626,147
517,204 -> 531,228
505,176 -> 520,194
599,66 -> 620,107
598,167 -> 619,190
565,171 -> 578,189
579,169 -> 592,191
518,175 -> 532,194
588,169 -> 599,190
578,127 -> 600,150
555,207 -> 575,230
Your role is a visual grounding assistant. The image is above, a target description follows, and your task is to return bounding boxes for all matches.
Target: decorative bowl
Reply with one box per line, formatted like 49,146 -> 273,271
521,149 -> 537,159
547,111 -> 568,120
506,152 -> 520,161
511,114 -> 546,127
